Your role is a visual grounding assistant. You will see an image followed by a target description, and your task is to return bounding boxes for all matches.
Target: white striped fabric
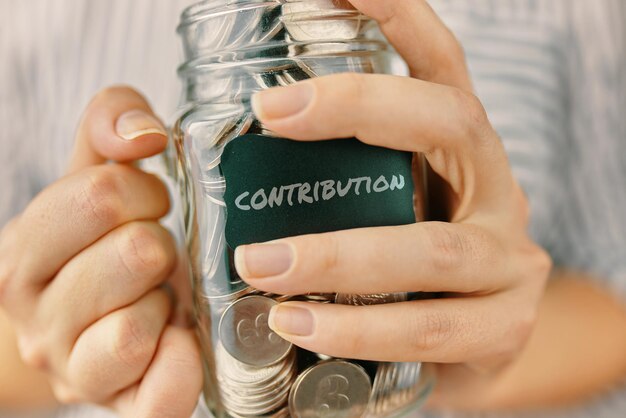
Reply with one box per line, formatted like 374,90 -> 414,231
0,0 -> 625,417
431,0 -> 626,301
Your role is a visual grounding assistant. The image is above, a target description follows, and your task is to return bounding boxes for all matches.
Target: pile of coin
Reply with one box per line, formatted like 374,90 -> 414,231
180,1 -> 432,415
216,343 -> 296,417
215,296 -> 297,417
202,288 -> 431,418
335,293 -> 408,306
367,362 -> 424,417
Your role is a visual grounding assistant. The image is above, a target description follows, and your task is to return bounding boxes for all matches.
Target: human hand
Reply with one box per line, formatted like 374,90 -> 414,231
0,87 -> 202,417
234,0 -> 552,410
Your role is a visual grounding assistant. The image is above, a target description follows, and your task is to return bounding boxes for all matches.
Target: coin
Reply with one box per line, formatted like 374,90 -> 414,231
219,295 -> 292,367
179,1 -> 283,60
281,0 -> 369,42
289,360 -> 372,418
215,342 -> 296,417
216,343 -> 294,389
368,362 -> 423,416
286,293 -> 335,304
335,293 -> 407,306
304,293 -> 335,303
199,285 -> 255,305
252,290 -> 293,303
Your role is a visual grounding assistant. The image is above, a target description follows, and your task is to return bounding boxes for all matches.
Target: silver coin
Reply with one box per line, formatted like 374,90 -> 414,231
274,294 -> 294,303
221,369 -> 294,404
215,343 -> 297,416
219,296 -> 292,367
223,383 -> 291,416
335,293 -> 407,306
281,0 -> 369,42
222,367 -> 295,415
215,343 -> 291,387
199,274 -> 253,301
179,2 -> 283,60
305,293 -> 336,303
217,348 -> 296,398
286,293 -> 334,304
200,285 -> 255,302
199,286 -> 255,311
254,291 -> 293,303
221,380 -> 293,413
368,362 -> 423,416
226,405 -> 289,418
289,360 -> 372,418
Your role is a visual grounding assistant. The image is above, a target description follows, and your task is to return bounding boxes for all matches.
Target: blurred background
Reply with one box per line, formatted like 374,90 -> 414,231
1,1 -> 625,418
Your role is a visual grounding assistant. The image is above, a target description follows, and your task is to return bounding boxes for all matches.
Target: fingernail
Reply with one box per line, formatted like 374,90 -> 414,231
269,305 -> 315,337
235,243 -> 294,279
252,82 -> 314,120
116,109 -> 167,141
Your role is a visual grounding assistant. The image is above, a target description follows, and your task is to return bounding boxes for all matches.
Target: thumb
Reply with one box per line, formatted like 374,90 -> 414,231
67,85 -> 168,174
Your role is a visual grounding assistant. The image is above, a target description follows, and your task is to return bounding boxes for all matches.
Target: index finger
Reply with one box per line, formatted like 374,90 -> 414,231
0,165 -> 169,315
349,0 -> 472,89
252,73 -> 515,212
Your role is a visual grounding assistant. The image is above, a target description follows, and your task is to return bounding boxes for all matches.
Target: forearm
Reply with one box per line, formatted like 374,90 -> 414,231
0,308 -> 57,410
484,272 -> 626,410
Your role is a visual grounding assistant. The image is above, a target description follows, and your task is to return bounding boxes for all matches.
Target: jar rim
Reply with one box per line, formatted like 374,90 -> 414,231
178,0 -> 277,30
178,0 -> 368,31
177,39 -> 388,77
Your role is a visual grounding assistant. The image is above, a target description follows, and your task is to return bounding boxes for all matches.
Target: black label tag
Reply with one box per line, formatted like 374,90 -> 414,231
221,135 -> 415,248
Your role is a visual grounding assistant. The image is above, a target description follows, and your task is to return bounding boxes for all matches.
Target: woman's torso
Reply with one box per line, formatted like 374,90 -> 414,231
0,0 -> 625,417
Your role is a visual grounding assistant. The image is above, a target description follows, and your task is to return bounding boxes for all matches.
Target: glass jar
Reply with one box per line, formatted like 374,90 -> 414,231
171,1 -> 435,417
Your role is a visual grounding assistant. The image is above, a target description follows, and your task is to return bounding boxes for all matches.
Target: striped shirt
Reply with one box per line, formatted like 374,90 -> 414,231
1,0 -> 625,417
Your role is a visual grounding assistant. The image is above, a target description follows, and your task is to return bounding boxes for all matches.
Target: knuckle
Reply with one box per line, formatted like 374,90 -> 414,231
426,223 -> 465,272
111,312 -> 155,368
521,242 -> 553,285
159,330 -> 201,372
452,88 -> 490,139
502,310 -> 537,358
409,309 -> 456,353
514,311 -> 536,348
317,233 -> 340,276
338,73 -> 366,102
52,383 -> 82,404
77,168 -> 126,226
533,246 -> 553,280
163,344 -> 199,372
118,223 -> 173,279
17,335 -> 49,370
